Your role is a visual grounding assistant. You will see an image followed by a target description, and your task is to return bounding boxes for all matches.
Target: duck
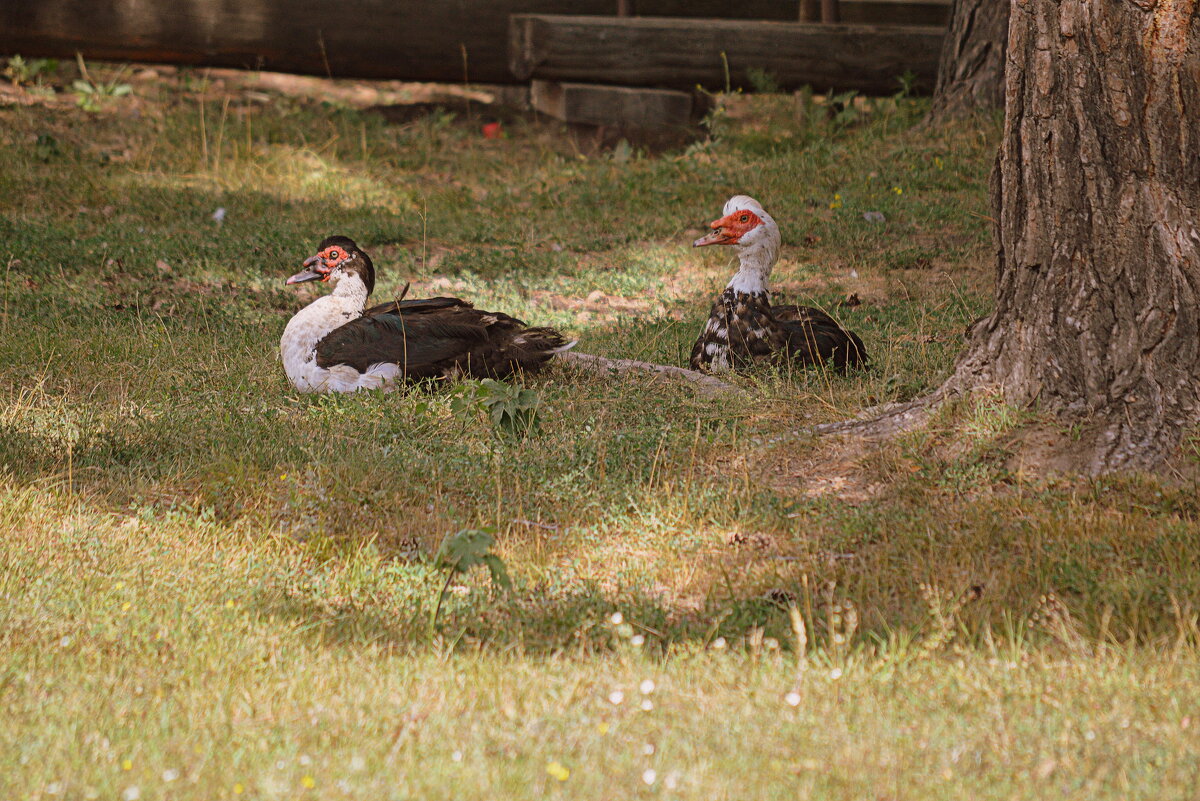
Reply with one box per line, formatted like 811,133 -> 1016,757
689,196 -> 868,373
280,236 -> 572,392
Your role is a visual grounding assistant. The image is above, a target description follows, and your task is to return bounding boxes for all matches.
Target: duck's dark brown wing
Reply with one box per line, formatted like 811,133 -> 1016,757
314,298 -> 569,379
770,304 -> 869,370
361,296 -> 473,317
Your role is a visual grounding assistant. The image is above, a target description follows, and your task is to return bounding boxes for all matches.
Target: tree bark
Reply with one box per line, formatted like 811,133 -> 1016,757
926,0 -> 1008,121
924,0 -> 1200,473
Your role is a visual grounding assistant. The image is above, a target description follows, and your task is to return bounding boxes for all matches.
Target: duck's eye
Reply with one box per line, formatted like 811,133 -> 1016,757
328,249 -> 340,260
739,215 -> 750,223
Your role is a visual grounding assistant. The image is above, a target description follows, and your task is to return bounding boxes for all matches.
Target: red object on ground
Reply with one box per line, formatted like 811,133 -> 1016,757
482,122 -> 503,139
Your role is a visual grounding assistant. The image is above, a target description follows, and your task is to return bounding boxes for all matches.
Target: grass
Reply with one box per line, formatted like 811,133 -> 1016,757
1,62 -> 1198,799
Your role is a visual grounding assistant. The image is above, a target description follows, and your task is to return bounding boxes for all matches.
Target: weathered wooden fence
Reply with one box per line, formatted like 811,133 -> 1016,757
2,0 -> 947,86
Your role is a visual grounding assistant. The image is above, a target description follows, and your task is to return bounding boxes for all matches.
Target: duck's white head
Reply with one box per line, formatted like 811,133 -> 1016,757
286,235 -> 376,296
693,196 -> 780,255
693,195 -> 781,293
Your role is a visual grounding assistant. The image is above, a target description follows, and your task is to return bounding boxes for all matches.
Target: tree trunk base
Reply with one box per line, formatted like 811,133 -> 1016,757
810,373 -> 1198,477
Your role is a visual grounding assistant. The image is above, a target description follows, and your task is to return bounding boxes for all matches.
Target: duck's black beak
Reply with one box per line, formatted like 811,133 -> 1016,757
286,255 -> 327,284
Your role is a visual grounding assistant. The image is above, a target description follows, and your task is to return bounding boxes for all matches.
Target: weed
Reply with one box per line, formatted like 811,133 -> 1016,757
4,55 -> 59,87
430,526 -> 512,633
71,53 -> 132,112
746,67 -> 782,94
449,379 -> 543,437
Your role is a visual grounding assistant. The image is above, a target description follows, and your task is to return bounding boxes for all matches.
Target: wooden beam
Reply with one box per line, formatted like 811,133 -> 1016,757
530,80 -> 693,127
510,15 -> 944,95
0,0 -> 808,85
822,0 -> 842,23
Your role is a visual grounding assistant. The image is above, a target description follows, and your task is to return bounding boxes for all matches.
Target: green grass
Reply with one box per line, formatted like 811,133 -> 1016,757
1,64 -> 1198,799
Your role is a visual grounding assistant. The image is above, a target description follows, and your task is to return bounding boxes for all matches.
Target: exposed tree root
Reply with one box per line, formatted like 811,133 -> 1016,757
555,351 -> 744,396
811,389 -> 948,439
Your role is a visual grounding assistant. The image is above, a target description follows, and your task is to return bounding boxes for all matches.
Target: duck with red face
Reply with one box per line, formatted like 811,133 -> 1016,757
692,207 -> 766,248
689,196 -> 867,373
280,236 -> 573,393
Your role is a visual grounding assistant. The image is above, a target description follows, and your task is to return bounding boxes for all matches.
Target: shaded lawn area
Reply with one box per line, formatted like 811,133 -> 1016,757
1,65 -> 1197,799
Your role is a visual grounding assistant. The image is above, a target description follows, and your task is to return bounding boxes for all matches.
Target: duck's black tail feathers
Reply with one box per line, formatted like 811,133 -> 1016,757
497,327 -> 576,376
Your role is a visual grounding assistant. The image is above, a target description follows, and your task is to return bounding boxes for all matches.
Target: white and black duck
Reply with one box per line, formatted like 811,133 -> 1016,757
280,236 -> 572,392
690,196 -> 868,373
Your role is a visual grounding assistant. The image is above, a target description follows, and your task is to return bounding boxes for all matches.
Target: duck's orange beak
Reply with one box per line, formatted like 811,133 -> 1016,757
693,221 -> 736,247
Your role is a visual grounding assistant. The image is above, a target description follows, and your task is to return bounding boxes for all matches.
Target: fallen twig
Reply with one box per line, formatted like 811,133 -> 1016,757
556,351 -> 744,396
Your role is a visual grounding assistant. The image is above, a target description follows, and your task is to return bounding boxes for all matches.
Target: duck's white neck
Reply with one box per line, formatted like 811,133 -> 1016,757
280,275 -> 371,392
328,274 -> 370,308
726,238 -> 778,296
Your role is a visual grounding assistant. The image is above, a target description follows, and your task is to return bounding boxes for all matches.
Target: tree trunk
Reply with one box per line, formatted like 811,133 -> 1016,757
926,0 -> 1008,121
935,0 -> 1200,472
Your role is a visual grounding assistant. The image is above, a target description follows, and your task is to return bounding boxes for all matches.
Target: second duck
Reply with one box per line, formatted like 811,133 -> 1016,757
690,196 -> 868,373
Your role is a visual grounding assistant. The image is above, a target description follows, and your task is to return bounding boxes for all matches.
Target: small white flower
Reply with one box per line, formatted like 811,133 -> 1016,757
349,755 -> 366,771
640,699 -> 653,711
1085,730 -> 1096,741
59,636 -> 71,648
452,750 -> 463,762
608,690 -> 625,705
712,637 -> 726,649
212,207 -> 226,225
122,787 -> 140,801
664,771 -> 681,790
610,612 -> 624,625
785,691 -> 802,707
642,769 -> 657,785
298,755 -> 312,766
630,634 -> 645,647
830,668 -> 843,680
161,768 -> 179,782
639,679 -> 655,695
46,782 -> 64,795
642,743 -> 655,756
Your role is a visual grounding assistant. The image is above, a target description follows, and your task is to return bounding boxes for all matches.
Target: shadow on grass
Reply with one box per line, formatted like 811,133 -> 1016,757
250,566 -> 796,655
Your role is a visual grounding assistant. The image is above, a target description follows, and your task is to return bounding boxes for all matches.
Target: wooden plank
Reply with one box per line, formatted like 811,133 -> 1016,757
530,80 -> 693,127
841,0 -> 949,26
822,0 -> 951,26
0,0 -> 808,85
510,15 -> 945,94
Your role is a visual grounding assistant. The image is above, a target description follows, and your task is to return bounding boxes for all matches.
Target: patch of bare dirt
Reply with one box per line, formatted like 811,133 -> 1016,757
746,434 -> 884,504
